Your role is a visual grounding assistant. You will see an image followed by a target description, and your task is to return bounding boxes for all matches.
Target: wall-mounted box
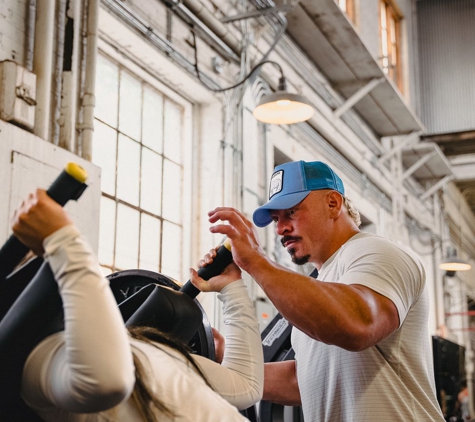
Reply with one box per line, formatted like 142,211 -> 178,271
0,60 -> 36,130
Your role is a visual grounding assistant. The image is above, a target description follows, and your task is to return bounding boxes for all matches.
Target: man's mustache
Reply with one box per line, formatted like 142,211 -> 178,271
281,236 -> 301,247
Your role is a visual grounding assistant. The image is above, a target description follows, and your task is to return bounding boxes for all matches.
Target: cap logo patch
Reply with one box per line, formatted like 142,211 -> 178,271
269,170 -> 283,199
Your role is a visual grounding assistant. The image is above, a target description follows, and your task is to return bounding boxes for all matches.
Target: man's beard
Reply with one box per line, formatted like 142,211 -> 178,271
288,248 -> 310,265
281,236 -> 310,265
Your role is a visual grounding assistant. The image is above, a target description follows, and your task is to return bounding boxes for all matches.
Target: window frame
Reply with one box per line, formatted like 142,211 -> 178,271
93,48 -> 194,283
379,0 -> 404,92
336,0 -> 355,23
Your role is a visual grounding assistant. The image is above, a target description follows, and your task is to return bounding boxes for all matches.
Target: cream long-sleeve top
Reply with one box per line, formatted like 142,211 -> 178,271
21,225 -> 263,421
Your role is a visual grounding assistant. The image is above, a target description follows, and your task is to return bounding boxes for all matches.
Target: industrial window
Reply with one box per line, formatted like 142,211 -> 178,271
92,54 -> 185,282
380,0 -> 403,91
336,0 -> 355,22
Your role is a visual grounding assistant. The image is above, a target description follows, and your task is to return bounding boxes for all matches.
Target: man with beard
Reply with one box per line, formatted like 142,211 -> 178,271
196,160 -> 444,421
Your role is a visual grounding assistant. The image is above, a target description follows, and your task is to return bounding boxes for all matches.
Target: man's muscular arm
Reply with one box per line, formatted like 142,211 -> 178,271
206,207 -> 399,352
263,361 -> 301,406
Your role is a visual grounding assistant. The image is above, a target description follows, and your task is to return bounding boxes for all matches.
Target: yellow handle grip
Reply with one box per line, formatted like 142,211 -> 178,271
64,162 -> 88,184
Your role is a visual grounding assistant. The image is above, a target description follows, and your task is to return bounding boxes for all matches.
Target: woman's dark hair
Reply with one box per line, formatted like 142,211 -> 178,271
127,326 -> 212,421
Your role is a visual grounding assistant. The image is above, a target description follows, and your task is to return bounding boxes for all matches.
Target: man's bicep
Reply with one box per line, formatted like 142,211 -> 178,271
352,284 -> 400,336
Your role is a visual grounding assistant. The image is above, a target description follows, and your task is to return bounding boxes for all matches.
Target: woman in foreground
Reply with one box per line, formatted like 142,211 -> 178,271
13,189 -> 263,421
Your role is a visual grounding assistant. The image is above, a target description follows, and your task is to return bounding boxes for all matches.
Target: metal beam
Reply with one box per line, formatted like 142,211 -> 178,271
401,150 -> 437,180
421,129 -> 475,143
220,5 -> 293,23
421,130 -> 475,156
376,131 -> 419,166
333,77 -> 385,118
421,174 -> 455,201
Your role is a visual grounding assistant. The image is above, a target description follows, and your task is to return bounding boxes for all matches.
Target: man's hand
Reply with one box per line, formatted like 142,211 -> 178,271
207,207 -> 266,274
11,189 -> 73,256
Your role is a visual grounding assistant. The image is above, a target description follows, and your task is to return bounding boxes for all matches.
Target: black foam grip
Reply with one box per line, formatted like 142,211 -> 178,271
0,262 -> 63,420
0,166 -> 87,420
45,169 -> 88,206
180,244 -> 233,298
0,168 -> 88,282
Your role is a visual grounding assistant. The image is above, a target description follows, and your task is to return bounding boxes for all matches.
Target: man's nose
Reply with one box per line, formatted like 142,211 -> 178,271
275,217 -> 290,236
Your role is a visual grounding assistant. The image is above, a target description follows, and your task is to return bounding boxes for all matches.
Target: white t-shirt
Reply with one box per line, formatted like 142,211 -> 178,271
292,232 -> 444,421
21,225 -> 263,421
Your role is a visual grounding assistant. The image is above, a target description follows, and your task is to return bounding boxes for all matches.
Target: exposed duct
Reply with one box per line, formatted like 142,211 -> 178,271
177,0 -> 241,61
81,0 -> 100,161
33,0 -> 55,141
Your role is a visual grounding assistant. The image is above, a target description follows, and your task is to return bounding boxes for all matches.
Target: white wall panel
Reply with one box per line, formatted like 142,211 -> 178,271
0,120 -> 102,251
418,0 -> 475,134
0,0 -> 27,64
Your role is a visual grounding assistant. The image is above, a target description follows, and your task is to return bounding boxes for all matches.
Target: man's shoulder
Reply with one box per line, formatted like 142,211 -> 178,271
347,232 -> 405,249
344,232 -> 422,264
344,231 -> 389,247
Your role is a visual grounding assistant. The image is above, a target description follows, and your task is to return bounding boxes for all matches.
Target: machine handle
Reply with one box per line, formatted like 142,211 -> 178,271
0,163 -> 88,281
180,239 -> 233,299
46,162 -> 88,206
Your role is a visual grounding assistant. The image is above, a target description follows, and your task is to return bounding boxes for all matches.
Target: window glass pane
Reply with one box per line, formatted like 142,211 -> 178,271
163,99 -> 182,164
92,120 -> 117,196
119,71 -> 142,140
95,56 -> 119,127
94,55 -> 187,277
116,204 -> 139,269
161,221 -> 182,282
379,0 -> 401,88
162,159 -> 182,224
98,196 -> 116,266
390,18 -> 396,43
117,134 -> 140,206
380,2 -> 387,28
141,148 -> 162,215
139,213 -> 161,271
381,31 -> 388,56
143,87 -> 163,153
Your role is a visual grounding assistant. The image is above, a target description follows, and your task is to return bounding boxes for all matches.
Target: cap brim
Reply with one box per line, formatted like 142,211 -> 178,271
253,191 -> 311,227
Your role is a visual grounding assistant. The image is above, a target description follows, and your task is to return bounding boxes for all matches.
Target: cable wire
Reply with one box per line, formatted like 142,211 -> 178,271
191,30 -> 283,92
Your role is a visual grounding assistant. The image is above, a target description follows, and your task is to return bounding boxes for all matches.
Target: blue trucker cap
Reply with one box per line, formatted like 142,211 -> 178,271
252,160 -> 345,227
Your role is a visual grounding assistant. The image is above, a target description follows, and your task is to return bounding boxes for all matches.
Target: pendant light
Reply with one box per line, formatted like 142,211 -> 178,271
253,76 -> 314,125
439,189 -> 474,273
439,255 -> 472,272
191,45 -> 314,125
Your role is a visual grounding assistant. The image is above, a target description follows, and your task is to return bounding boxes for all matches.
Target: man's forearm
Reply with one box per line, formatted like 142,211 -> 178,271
263,361 -> 301,406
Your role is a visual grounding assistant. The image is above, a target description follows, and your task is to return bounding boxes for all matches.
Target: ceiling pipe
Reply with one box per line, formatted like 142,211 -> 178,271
59,0 -> 82,153
26,0 -> 37,72
33,0 -> 55,141
51,0 -> 68,146
180,0 -> 242,61
102,0 -> 223,90
81,0 -> 99,161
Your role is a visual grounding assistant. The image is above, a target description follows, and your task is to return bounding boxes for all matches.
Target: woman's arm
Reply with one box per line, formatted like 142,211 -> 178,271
191,280 -> 264,410
17,190 -> 135,413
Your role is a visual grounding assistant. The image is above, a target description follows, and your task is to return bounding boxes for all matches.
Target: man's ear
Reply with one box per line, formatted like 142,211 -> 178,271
327,191 -> 343,217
